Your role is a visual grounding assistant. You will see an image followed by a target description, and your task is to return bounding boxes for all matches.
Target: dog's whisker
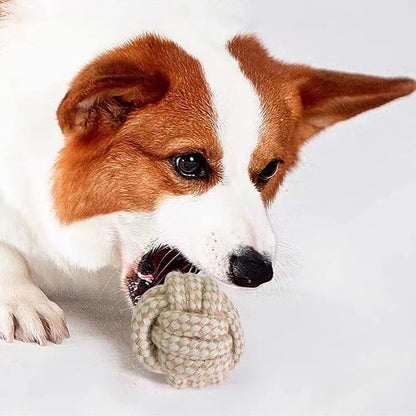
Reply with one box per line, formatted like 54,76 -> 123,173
153,247 -> 175,276
154,251 -> 181,284
114,287 -> 126,296
99,269 -> 119,296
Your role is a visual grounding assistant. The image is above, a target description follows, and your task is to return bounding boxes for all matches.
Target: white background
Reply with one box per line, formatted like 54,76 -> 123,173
1,0 -> 415,414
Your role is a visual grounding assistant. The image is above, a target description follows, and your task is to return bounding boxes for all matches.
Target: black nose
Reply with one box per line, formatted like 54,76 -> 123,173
229,247 -> 273,288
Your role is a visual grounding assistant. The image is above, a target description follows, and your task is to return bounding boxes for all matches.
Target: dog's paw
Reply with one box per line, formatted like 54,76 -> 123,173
0,284 -> 69,345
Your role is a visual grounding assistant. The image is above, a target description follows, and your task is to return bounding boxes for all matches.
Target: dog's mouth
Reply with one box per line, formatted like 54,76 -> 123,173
125,246 -> 200,305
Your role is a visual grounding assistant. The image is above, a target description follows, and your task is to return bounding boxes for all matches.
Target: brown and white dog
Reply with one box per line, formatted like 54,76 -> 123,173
0,0 -> 414,345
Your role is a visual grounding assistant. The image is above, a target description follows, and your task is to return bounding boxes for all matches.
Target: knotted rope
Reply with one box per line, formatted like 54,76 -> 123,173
131,272 -> 245,388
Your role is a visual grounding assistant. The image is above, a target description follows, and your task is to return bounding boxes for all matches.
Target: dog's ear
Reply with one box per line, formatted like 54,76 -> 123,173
291,66 -> 415,142
57,59 -> 169,141
228,35 -> 415,143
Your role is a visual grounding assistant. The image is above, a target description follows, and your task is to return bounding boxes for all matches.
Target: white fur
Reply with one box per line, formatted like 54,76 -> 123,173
0,0 -> 276,343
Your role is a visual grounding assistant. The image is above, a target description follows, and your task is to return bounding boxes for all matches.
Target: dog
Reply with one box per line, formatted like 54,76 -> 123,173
0,0 -> 414,345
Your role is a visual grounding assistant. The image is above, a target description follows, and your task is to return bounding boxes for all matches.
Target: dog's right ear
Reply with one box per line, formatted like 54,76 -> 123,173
57,58 -> 169,142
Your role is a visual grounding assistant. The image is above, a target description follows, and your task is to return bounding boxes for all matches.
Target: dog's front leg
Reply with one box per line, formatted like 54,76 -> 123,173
0,242 -> 69,345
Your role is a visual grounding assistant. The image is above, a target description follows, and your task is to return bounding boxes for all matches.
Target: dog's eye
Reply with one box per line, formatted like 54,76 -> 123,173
173,153 -> 210,179
258,159 -> 283,184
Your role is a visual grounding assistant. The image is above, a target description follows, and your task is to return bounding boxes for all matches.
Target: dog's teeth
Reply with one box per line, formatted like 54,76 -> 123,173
137,273 -> 154,284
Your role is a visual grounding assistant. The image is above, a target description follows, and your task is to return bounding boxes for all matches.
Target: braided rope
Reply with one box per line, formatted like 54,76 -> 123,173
131,272 -> 245,389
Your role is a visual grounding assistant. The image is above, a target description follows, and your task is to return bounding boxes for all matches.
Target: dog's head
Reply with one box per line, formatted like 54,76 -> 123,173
54,34 -> 415,304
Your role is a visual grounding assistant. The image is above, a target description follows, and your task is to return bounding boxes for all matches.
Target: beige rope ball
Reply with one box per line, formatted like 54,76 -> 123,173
131,271 -> 245,389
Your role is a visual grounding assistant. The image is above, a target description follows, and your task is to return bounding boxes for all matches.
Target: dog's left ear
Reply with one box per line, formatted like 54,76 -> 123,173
290,66 -> 416,142
228,35 -> 415,143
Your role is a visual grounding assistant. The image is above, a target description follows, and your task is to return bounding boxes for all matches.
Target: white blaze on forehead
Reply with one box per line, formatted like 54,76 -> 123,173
155,28 -> 263,183
201,48 -> 264,184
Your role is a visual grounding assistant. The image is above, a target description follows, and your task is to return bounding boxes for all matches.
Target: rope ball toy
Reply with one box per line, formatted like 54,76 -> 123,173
131,271 -> 245,389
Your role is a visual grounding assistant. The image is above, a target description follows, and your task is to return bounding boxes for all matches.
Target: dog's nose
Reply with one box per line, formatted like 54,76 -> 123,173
229,247 -> 273,288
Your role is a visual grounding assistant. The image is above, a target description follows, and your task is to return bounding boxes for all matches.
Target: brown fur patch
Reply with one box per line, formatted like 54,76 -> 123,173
228,35 -> 416,205
54,35 -> 221,224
